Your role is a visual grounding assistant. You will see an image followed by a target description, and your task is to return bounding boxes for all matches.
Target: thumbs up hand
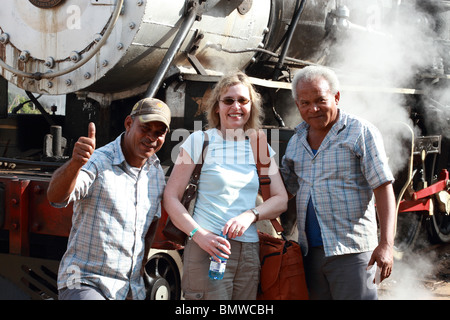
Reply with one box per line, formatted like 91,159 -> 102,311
72,122 -> 96,166
87,122 -> 96,150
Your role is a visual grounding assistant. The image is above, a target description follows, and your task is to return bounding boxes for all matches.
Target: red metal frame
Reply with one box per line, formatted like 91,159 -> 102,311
398,169 -> 449,214
1,176 -> 73,256
0,174 -> 182,256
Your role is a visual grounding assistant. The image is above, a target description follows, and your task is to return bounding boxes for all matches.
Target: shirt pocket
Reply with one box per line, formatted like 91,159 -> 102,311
323,144 -> 360,181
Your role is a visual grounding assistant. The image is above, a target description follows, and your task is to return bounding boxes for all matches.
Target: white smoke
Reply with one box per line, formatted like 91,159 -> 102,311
378,243 -> 438,300
327,2 -> 442,175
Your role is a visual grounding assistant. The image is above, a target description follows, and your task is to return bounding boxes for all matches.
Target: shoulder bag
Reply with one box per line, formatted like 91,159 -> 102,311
249,130 -> 309,300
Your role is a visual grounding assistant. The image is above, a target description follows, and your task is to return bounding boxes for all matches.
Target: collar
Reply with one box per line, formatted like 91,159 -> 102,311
294,109 -> 347,155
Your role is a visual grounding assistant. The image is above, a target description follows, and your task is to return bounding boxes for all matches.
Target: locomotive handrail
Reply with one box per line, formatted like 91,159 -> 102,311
0,0 -> 124,80
394,122 -> 415,237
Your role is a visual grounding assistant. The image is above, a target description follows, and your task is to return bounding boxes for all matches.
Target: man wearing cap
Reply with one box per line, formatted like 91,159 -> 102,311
47,98 -> 171,300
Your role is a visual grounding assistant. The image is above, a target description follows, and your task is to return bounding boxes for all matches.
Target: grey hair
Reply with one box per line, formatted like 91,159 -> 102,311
291,66 -> 340,101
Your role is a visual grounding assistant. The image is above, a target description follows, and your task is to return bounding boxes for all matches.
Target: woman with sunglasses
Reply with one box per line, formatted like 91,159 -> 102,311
163,71 -> 288,300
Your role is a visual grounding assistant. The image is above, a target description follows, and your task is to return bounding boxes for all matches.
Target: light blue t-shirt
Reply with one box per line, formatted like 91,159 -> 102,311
181,128 -> 274,242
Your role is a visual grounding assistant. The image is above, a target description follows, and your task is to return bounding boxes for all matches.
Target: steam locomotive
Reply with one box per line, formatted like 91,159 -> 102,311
0,0 -> 448,299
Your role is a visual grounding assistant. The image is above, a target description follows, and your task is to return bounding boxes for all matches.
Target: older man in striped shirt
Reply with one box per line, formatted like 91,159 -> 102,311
48,98 -> 171,300
281,66 -> 396,300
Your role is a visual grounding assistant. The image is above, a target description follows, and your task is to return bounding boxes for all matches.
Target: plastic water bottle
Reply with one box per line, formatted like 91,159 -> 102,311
208,233 -> 228,280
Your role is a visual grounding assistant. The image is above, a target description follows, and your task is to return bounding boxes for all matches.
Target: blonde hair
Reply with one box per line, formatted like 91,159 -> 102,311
205,71 -> 263,131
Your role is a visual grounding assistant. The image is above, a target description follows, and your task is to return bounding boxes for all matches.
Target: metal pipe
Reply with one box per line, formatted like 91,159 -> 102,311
211,44 -> 317,66
25,91 -> 55,126
145,2 -> 200,98
0,157 -> 63,168
51,126 -> 62,157
272,0 -> 307,81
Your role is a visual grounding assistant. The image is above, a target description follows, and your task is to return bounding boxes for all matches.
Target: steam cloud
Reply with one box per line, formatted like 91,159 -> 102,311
379,238 -> 438,300
328,2 -> 446,176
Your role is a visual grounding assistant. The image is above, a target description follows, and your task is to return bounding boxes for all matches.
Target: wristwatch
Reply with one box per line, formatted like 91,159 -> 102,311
251,208 -> 260,222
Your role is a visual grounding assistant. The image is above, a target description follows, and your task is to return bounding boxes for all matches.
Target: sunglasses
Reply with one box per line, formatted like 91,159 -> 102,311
219,98 -> 250,106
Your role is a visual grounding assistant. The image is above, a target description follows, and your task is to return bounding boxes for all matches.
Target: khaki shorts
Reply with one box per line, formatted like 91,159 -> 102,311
182,238 -> 260,300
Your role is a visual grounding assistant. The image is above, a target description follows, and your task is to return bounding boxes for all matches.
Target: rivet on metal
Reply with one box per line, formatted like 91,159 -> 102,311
33,185 -> 42,194
94,33 -> 102,43
44,57 -> 55,69
70,51 -> 81,62
129,22 -> 136,29
84,72 -> 91,79
0,33 -> 10,44
19,51 -> 30,63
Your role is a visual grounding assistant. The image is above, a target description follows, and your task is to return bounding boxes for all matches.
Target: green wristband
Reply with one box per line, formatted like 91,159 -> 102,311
189,227 -> 199,240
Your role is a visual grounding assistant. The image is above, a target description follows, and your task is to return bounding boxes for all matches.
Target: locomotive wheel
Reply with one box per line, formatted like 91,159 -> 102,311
394,211 -> 423,253
426,207 -> 450,244
144,253 -> 181,300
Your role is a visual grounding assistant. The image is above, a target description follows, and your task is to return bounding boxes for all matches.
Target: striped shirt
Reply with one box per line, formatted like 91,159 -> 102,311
280,110 -> 394,257
52,133 -> 165,300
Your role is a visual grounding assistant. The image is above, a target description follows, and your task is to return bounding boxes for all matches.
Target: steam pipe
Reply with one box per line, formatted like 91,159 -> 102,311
144,1 -> 201,98
272,0 -> 307,81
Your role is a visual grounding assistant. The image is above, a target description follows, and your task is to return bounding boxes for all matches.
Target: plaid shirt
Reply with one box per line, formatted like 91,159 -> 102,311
280,110 -> 394,257
52,133 -> 165,300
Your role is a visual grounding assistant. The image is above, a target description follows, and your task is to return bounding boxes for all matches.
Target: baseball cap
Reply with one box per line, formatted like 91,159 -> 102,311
130,98 -> 171,130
